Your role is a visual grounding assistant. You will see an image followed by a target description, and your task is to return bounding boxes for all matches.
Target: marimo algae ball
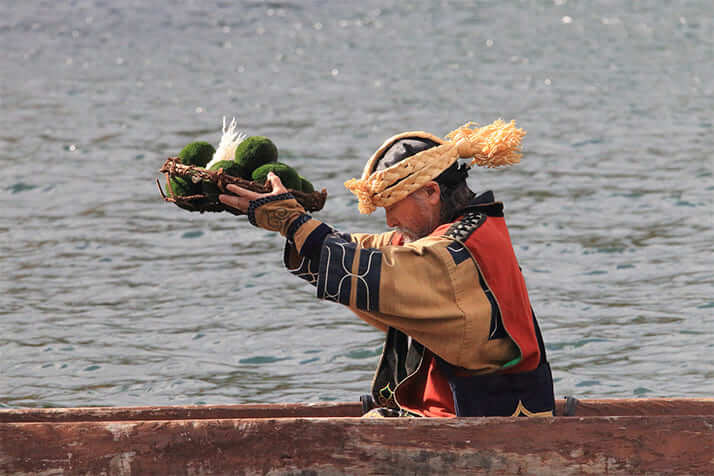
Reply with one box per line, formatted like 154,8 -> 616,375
234,136 -> 278,174
202,160 -> 249,197
169,141 -> 217,197
168,176 -> 198,197
299,176 -> 315,193
179,141 -> 216,167
251,162 -> 301,190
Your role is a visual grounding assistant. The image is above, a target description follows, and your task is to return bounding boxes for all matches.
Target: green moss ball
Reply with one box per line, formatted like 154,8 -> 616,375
208,159 -> 247,177
299,176 -> 315,193
202,160 -> 247,197
168,176 -> 199,197
178,141 -> 216,167
234,136 -> 278,174
251,162 -> 301,190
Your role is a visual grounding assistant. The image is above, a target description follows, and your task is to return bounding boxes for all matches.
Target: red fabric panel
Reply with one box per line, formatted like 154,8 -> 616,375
421,355 -> 456,417
396,352 -> 455,417
464,217 -> 540,372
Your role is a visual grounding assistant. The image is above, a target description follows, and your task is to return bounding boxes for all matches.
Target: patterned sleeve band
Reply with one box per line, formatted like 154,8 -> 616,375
316,235 -> 382,312
299,223 -> 333,262
283,218 -> 345,288
284,214 -> 333,264
285,214 -> 312,241
247,192 -> 296,227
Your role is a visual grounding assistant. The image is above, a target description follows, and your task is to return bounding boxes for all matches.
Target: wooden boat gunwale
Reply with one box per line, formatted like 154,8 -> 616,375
1,397 -> 712,423
1,398 -> 712,475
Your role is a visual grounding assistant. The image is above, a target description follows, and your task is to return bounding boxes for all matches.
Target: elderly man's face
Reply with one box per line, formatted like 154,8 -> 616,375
384,182 -> 442,242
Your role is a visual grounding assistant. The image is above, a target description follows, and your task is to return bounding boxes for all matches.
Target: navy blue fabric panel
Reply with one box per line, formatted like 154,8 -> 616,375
300,223 -> 332,260
436,359 -> 555,417
283,242 -> 319,287
354,248 -> 382,312
446,242 -> 471,265
464,201 -> 503,218
461,192 -> 504,218
485,289 -> 507,339
472,190 -> 495,204
335,232 -> 352,241
317,235 -> 357,306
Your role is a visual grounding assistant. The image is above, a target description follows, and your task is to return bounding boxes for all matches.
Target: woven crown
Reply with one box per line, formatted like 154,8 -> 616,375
344,119 -> 526,214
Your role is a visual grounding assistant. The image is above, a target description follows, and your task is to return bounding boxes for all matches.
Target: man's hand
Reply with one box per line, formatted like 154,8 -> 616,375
219,172 -> 306,235
218,172 -> 288,213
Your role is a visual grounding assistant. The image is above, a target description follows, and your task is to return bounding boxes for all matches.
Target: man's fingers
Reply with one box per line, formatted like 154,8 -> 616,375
267,172 -> 288,194
219,174 -> 291,214
219,193 -> 250,212
225,183 -> 261,201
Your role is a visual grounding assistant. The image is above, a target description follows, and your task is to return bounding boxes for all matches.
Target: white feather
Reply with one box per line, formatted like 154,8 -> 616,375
205,117 -> 246,170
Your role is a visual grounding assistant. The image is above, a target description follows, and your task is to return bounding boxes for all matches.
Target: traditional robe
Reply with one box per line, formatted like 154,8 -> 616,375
283,191 -> 554,417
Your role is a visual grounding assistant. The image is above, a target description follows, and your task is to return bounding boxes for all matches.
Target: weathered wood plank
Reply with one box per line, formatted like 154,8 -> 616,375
568,397 -> 714,416
1,415 -> 712,475
0,401 -> 363,423
0,398 -> 712,423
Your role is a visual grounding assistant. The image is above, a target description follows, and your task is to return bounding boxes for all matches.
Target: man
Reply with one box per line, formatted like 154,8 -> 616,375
219,120 -> 555,417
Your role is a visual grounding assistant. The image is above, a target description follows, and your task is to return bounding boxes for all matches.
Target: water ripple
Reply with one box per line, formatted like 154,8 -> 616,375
1,0 -> 712,408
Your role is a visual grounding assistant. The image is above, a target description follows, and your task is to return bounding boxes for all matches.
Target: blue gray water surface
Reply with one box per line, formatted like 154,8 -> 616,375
1,1 -> 712,408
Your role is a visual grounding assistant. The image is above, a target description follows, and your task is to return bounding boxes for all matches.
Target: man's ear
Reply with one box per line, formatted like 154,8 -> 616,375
424,181 -> 441,205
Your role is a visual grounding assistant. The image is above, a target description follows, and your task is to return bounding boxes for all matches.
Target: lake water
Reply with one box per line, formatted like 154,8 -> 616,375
1,0 -> 712,408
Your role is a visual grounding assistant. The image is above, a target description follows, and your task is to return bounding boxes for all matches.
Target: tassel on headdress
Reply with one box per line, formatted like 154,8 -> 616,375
344,119 -> 526,214
447,119 -> 525,168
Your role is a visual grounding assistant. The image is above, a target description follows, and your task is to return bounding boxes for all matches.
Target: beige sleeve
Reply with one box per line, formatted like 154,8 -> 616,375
285,218 -> 516,369
316,234 -> 516,369
348,231 -> 399,249
360,237 -> 471,366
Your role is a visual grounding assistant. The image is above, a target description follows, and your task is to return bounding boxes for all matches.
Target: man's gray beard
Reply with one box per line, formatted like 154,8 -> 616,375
397,227 -> 421,243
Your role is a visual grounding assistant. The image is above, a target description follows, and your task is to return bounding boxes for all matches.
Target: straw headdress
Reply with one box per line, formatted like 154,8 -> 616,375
344,119 -> 526,214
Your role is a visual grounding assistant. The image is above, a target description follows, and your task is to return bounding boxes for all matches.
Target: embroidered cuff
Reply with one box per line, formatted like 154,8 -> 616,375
247,193 -> 295,226
247,193 -> 306,235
